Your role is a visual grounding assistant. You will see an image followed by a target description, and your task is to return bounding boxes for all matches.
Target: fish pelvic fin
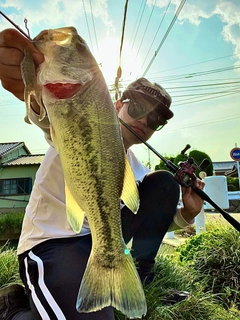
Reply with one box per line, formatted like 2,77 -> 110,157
21,50 -> 46,124
121,154 -> 140,214
65,183 -> 85,233
76,250 -> 147,319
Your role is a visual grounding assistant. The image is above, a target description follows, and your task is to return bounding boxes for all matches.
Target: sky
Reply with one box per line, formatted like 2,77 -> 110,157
0,0 -> 239,168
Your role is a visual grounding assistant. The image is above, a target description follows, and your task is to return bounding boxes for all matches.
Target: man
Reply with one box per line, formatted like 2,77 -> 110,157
0,29 -> 204,320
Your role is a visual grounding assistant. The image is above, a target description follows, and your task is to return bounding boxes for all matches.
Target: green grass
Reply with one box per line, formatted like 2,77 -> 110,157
0,242 -> 20,288
115,222 -> 240,319
115,248 -> 240,319
176,227 -> 240,310
1,217 -> 240,319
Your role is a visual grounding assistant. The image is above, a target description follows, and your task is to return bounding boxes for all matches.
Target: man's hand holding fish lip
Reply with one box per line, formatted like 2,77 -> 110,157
0,26 -> 205,320
0,28 -> 44,102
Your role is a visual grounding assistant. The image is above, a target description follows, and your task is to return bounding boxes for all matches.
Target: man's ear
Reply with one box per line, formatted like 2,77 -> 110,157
115,100 -> 123,113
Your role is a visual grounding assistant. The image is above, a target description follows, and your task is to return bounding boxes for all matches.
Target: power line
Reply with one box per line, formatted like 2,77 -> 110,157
89,0 -> 99,53
167,80 -> 240,90
82,0 -> 94,52
142,0 -> 186,77
114,0 -> 129,99
137,0 -> 172,77
150,54 -> 235,75
163,115 -> 240,132
150,64 -> 240,83
133,0 -> 157,67
173,88 -> 240,98
119,0 -> 129,67
130,0 -> 147,53
172,88 -> 240,106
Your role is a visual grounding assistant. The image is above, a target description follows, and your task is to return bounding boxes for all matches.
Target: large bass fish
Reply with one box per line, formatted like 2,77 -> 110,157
21,27 -> 147,318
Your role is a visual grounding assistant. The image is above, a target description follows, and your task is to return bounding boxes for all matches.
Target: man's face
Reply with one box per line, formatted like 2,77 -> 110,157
116,97 -> 157,147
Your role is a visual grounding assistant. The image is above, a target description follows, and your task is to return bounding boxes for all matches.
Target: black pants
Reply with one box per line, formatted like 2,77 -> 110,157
122,170 -> 180,272
16,171 -> 179,320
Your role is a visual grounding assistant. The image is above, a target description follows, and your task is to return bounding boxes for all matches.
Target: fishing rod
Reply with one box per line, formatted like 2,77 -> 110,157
119,118 -> 240,232
0,11 -> 32,40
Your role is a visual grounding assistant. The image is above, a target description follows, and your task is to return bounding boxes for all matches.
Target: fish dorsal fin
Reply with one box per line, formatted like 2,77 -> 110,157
121,154 -> 140,214
65,183 -> 85,233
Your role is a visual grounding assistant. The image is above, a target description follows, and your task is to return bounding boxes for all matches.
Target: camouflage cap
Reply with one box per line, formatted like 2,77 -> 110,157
122,78 -> 173,120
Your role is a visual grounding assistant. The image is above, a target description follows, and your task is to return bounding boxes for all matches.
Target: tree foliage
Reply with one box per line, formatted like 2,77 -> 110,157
227,177 -> 239,191
154,149 -> 214,178
154,155 -> 175,172
187,150 -> 213,177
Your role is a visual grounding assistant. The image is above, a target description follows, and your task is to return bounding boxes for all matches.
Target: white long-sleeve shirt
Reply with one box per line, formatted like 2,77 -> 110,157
17,109 -> 193,255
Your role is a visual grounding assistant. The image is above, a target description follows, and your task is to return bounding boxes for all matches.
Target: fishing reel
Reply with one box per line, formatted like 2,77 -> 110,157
174,144 -> 209,188
175,157 -> 198,188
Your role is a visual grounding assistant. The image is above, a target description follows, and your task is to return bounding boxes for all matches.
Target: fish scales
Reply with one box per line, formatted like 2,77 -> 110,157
21,26 -> 147,318
50,91 -> 125,259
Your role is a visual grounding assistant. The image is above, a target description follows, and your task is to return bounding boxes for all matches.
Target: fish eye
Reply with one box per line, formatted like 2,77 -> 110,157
52,34 -> 72,45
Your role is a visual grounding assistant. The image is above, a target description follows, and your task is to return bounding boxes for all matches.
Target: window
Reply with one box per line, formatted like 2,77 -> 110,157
0,178 -> 32,196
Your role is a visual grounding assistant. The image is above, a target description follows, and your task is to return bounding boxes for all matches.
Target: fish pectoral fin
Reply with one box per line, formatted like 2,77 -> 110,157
21,50 -> 46,124
65,183 -> 85,233
121,154 -> 140,214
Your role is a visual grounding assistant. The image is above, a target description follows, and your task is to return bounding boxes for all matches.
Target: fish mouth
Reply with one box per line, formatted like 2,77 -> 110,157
44,82 -> 82,99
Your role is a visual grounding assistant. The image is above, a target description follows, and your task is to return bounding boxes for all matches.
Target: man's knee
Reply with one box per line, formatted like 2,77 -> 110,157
143,170 -> 179,191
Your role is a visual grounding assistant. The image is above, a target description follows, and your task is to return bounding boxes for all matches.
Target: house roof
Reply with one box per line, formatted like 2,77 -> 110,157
213,161 -> 235,171
2,154 -> 44,166
0,142 -> 31,157
212,161 -> 237,177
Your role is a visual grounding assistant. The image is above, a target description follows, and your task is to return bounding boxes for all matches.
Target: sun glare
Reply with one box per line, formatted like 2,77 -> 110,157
95,37 -> 143,87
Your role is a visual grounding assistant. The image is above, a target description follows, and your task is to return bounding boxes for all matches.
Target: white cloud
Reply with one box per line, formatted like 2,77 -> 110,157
0,0 -> 23,10
149,0 -> 240,71
214,1 -> 240,66
0,0 -> 114,37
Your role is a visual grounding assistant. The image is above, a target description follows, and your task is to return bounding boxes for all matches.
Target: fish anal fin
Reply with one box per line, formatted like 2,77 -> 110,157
121,154 -> 140,214
65,183 -> 84,233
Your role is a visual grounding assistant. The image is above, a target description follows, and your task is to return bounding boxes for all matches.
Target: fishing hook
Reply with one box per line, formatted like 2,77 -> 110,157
0,11 -> 32,40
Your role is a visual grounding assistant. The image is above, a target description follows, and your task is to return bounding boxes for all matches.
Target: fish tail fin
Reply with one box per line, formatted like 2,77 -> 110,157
76,251 -> 147,319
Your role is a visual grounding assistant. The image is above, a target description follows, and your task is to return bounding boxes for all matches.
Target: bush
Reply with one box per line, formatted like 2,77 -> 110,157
0,212 -> 24,235
154,149 -> 214,178
227,177 -> 239,191
176,227 -> 240,309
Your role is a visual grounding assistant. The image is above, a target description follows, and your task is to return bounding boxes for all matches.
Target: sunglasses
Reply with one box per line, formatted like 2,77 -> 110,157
122,99 -> 167,131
